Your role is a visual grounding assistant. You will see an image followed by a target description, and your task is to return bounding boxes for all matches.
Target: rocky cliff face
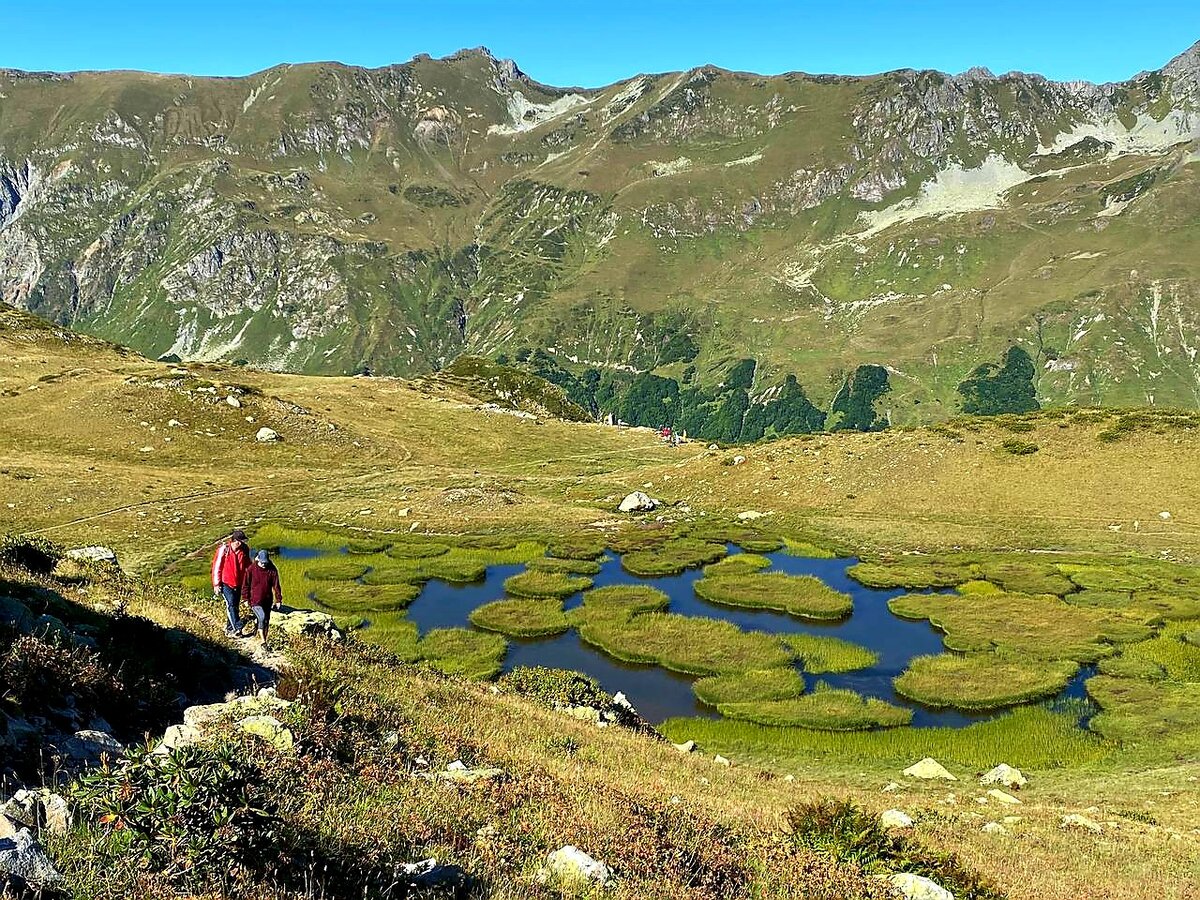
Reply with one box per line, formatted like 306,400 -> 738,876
1,42 -> 1199,415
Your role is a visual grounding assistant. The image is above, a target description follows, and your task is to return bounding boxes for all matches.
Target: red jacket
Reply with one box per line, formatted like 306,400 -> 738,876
211,540 -> 250,591
242,561 -> 282,608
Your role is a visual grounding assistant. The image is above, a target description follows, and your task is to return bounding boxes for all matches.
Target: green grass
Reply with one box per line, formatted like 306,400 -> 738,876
469,598 -> 570,637
781,538 -> 837,559
783,634 -> 878,673
893,653 -> 1080,710
694,573 -> 853,621
302,560 -> 369,581
605,528 -> 673,554
703,553 -> 771,576
546,533 -> 608,560
526,556 -> 603,575
977,560 -> 1076,596
385,541 -> 450,559
1058,564 -> 1152,592
693,667 -> 806,706
1086,675 -> 1200,757
419,627 -> 508,679
575,610 -> 792,676
888,589 -> 1150,661
620,539 -> 727,577
1110,621 -> 1200,681
504,569 -> 593,598
579,584 -> 670,615
720,685 -> 913,730
661,706 -> 1109,770
848,559 -> 976,590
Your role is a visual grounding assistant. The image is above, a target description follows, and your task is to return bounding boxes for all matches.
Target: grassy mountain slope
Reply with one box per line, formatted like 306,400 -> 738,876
2,44 -> 1200,420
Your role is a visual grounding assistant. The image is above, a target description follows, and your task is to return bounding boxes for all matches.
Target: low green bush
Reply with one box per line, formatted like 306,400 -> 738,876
579,584 -> 670,615
695,572 -> 852,620
999,437 -> 1038,455
848,559 -> 976,589
311,581 -> 421,613
788,798 -> 1003,899
500,666 -> 609,708
0,533 -> 63,574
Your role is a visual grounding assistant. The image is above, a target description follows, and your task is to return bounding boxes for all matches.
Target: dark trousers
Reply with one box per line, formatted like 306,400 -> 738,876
220,584 -> 242,632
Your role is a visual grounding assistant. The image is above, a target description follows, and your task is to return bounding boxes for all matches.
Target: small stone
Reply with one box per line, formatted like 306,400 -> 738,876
880,809 -> 914,830
65,546 -> 119,567
672,740 -> 697,753
877,872 -> 954,900
903,757 -> 957,781
1061,813 -> 1102,834
980,763 -> 1027,789
1001,816 -> 1023,825
737,510 -> 765,520
544,845 -> 611,886
732,455 -> 747,465
61,730 -> 124,766
981,822 -> 1007,835
986,788 -> 1021,805
225,395 -> 241,408
255,426 -> 281,443
713,754 -> 731,766
1159,511 -> 1171,521
882,782 -> 901,793
167,419 -> 184,427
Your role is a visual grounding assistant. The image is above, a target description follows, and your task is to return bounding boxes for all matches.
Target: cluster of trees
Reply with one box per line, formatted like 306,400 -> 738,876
957,346 -> 1039,416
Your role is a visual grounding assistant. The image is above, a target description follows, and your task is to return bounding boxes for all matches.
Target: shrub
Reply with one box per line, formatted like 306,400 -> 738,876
999,437 -> 1038,455
1,634 -> 123,721
787,798 -> 1003,899
501,666 -> 609,708
0,534 -> 63,574
74,742 -> 282,890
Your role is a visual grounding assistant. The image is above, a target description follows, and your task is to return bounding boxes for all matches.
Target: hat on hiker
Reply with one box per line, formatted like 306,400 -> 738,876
255,550 -> 268,564
231,529 -> 248,542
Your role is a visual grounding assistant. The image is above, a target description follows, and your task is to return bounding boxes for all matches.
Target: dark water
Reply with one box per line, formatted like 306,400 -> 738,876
298,545 -> 1093,727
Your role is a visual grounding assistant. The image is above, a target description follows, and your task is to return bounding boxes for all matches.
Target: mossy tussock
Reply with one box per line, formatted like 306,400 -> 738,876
894,653 -> 1080,710
578,584 -> 670,615
783,634 -> 878,673
303,560 -> 369,582
470,598 -> 570,637
546,533 -> 608,560
693,667 -> 805,707
527,556 -> 603,575
888,589 -> 1149,661
576,610 -> 792,676
385,541 -> 450,559
621,539 -> 727,577
311,580 -> 421,613
721,685 -> 913,730
695,572 -> 852,621
363,617 -> 507,680
848,559 -> 976,590
504,569 -> 593,599
606,527 -> 673,554
703,553 -> 771,577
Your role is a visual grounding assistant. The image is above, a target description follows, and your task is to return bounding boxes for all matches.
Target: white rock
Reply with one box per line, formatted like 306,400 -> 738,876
732,455 -> 747,465
225,395 -> 241,408
618,491 -> 660,513
882,782 -> 901,793
986,789 -> 1021,805
153,723 -> 203,754
65,546 -> 119,566
1061,813 -> 1102,834
903,758 -> 957,781
713,754 -> 731,766
981,822 -> 1007,835
737,510 -> 765,520
255,426 -> 281,443
880,809 -> 915,830
980,763 -> 1026,789
878,873 -> 954,900
61,729 -> 124,765
167,419 -> 184,427
1159,511 -> 1171,521
672,740 -> 696,753
544,845 -> 611,885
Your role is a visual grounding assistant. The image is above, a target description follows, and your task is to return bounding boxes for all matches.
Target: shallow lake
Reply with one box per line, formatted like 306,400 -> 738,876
294,544 -> 1091,727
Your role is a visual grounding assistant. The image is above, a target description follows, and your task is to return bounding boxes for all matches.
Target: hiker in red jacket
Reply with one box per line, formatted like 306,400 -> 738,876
211,529 -> 251,636
242,549 -> 283,648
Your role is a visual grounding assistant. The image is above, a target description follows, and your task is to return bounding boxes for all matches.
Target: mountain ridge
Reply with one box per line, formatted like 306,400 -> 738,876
2,39 -> 1199,424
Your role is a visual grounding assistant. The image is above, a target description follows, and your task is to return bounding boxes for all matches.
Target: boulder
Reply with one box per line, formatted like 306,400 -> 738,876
154,723 -> 203,754
713,754 -> 731,767
544,845 -> 611,886
255,426 -> 281,443
737,510 -> 765,520
0,828 -> 63,889
0,815 -> 20,841
986,788 -> 1021,805
880,809 -> 914,830
398,857 -> 467,890
672,740 -> 697,754
903,758 -> 957,781
60,730 -> 124,766
980,763 -> 1026,789
65,546 -> 119,567
1061,813 -> 1102,834
877,873 -> 954,900
274,609 -> 340,638
225,395 -> 242,408
0,597 -> 35,634
618,491 -> 660,513
236,715 -> 295,752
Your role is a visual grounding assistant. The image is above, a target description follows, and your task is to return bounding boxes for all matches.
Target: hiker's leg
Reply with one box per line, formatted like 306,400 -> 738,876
251,604 -> 266,640
261,607 -> 271,643
221,585 -> 240,632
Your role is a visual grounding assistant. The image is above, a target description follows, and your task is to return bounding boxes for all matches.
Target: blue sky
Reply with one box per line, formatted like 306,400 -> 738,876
3,1 -> 1197,85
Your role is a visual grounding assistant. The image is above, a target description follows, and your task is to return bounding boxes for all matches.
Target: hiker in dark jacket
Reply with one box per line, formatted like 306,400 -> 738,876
212,529 -> 251,635
242,549 -> 283,648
